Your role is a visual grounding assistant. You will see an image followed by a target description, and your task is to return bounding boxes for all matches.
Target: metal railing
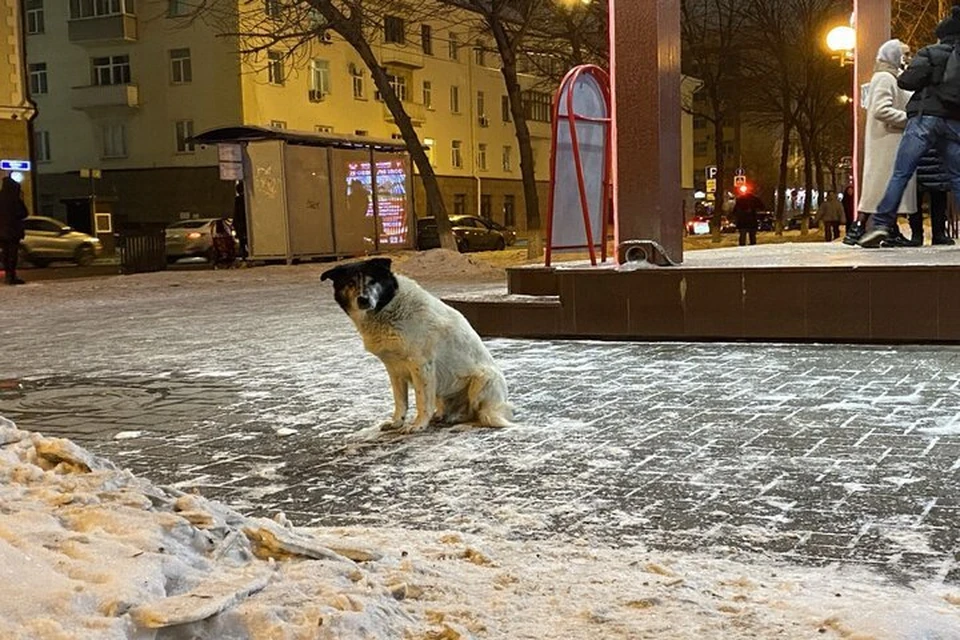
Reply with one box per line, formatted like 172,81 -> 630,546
117,231 -> 166,275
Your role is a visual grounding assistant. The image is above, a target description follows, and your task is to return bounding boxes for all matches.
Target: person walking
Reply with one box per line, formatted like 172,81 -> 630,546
731,187 -> 765,246
841,184 -> 855,230
815,191 -> 845,242
0,176 -> 28,285
844,39 -> 917,245
908,147 -> 955,245
859,7 -> 960,248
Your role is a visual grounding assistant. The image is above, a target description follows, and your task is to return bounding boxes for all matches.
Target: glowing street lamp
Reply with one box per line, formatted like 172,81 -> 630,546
827,25 -> 856,66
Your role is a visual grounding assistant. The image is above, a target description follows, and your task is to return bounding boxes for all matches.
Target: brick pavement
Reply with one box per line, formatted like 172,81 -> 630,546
1,266 -> 958,586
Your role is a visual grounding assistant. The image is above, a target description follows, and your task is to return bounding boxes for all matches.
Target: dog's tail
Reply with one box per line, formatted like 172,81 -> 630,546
472,367 -> 516,428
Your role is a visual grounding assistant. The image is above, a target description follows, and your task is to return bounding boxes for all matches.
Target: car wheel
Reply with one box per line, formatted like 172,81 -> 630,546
166,256 -> 180,265
494,237 -> 506,251
456,239 -> 467,253
74,245 -> 95,267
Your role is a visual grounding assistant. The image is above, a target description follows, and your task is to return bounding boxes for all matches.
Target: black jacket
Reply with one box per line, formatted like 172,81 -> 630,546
0,177 -> 28,242
731,194 -> 765,229
917,147 -> 951,191
899,36 -> 960,119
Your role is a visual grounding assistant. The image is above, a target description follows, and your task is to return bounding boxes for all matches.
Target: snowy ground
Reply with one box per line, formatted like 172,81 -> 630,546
2,252 -> 960,638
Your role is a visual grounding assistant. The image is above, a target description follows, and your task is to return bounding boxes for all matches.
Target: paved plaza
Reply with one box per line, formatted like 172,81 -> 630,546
1,264 -> 959,587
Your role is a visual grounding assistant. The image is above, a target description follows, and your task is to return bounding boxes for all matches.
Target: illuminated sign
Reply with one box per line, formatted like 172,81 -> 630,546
346,159 -> 409,247
1,159 -> 30,172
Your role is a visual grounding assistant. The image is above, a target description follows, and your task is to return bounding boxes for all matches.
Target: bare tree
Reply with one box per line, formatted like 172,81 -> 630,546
180,0 -> 460,251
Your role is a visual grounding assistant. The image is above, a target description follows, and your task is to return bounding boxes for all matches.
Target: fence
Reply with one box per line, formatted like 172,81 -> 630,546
118,232 -> 167,275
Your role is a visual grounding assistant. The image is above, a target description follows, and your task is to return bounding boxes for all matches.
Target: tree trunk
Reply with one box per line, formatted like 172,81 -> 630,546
798,127 -> 813,235
490,19 -> 542,258
343,21 -> 457,252
813,142 -> 825,210
711,117 -> 726,243
776,120 -> 792,236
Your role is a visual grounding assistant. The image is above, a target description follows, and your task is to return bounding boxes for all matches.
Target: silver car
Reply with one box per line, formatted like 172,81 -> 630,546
165,218 -> 236,263
21,216 -> 102,267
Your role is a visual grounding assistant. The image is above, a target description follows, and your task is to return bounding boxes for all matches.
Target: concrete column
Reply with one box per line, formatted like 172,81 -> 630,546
609,0 -> 683,263
853,0 -> 891,212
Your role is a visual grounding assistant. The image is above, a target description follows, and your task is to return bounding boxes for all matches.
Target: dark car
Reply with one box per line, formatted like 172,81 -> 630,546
416,215 -> 512,252
786,212 -> 816,231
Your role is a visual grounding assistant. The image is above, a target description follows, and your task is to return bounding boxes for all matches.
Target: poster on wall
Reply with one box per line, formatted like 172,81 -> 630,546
345,158 -> 410,247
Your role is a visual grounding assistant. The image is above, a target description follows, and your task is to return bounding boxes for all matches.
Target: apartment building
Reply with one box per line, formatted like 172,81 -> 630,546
1,0 -> 36,212
24,0 -> 560,231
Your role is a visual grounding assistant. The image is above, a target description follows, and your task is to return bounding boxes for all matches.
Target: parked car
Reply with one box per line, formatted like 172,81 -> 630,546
786,212 -> 816,231
165,218 -> 237,263
20,216 -> 102,267
416,215 -> 513,252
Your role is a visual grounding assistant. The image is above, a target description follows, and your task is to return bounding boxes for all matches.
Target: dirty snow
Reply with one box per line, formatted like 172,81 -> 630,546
2,418 -> 959,640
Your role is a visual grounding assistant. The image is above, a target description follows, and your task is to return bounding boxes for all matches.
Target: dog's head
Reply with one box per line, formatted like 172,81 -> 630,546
321,258 -> 398,317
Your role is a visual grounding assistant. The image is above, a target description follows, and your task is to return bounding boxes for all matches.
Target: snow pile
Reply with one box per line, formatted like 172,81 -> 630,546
394,249 -> 505,282
2,417 -> 960,639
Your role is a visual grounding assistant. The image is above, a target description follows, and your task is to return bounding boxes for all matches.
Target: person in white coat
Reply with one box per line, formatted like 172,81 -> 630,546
844,39 -> 918,245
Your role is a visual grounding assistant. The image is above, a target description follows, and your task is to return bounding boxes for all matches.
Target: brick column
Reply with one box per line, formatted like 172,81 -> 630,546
853,1 -> 891,212
609,0 -> 683,263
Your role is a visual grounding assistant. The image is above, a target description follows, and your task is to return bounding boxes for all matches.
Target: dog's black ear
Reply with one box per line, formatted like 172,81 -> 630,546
321,265 -> 347,282
367,257 -> 393,272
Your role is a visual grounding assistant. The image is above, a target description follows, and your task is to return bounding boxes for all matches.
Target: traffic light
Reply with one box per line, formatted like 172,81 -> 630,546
738,184 -> 748,195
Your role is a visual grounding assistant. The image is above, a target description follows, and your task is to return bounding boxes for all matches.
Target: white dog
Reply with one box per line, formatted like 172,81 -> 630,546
321,258 -> 514,434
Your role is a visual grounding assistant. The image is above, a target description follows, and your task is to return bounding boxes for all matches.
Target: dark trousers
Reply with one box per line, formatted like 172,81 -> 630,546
909,189 -> 949,241
823,222 -> 840,242
1,239 -> 19,283
738,228 -> 757,246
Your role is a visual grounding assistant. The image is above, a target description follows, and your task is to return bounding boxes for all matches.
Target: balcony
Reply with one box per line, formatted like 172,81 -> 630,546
380,45 -> 424,69
68,14 -> 138,44
72,84 -> 140,112
383,102 -> 427,126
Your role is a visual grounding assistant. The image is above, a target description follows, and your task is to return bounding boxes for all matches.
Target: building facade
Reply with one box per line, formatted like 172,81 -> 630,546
1,0 -> 36,212
25,0 -> 565,233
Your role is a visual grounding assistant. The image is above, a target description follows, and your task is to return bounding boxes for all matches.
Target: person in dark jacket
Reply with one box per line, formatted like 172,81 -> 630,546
0,176 -> 28,285
232,181 -> 248,260
859,6 -> 960,247
909,147 -> 955,245
731,188 -> 765,246
841,184 -> 855,230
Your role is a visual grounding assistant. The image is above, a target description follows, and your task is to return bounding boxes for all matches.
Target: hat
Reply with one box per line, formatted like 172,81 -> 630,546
936,6 -> 960,39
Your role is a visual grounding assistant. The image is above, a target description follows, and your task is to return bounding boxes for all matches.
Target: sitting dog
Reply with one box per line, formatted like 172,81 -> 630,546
321,258 -> 513,433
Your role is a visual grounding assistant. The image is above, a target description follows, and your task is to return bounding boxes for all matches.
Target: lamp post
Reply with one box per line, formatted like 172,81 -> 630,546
827,25 -> 856,66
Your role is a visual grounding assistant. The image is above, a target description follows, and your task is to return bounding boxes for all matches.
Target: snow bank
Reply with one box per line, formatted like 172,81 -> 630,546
1,417 -> 959,639
393,249 -> 505,282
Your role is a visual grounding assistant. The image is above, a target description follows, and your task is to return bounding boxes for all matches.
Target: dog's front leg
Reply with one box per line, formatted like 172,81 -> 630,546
380,366 -> 409,431
402,360 -> 436,434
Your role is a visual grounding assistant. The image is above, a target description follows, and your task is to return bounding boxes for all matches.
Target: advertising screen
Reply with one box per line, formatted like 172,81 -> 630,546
345,158 -> 409,247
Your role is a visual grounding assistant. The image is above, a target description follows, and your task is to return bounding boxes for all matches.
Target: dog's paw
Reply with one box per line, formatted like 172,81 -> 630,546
399,419 -> 429,435
379,419 -> 405,432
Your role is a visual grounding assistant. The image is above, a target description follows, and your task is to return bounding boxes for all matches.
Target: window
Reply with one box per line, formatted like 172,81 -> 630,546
310,59 -> 330,96
34,130 -> 51,162
315,125 -> 334,133
351,65 -> 365,99
26,0 -> 44,34
453,194 -> 466,216
92,55 -> 130,86
269,120 -> 287,129
175,120 -> 194,153
477,143 -> 487,171
522,90 -> 552,123
70,0 -> 134,19
477,91 -> 486,122
267,50 -> 284,85
384,15 -> 405,45
101,122 -> 127,158
502,145 -> 512,172
450,85 -> 460,113
474,42 -> 486,66
423,137 -> 435,165
265,0 -> 281,19
449,32 -> 460,61
421,24 -> 433,55
502,95 -> 512,122
376,73 -> 407,102
481,194 -> 492,220
503,194 -> 516,227
168,0 -> 190,16
422,80 -> 432,109
170,48 -> 192,84
451,140 -> 463,169
28,63 -> 47,95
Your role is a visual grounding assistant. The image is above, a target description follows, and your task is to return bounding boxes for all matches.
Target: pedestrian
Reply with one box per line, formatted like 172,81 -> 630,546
844,39 -> 917,245
815,191 -> 845,242
841,184 -> 855,230
907,147 -> 955,245
859,7 -> 960,248
731,187 -> 765,246
232,181 -> 248,260
210,217 -> 236,268
0,176 -> 28,285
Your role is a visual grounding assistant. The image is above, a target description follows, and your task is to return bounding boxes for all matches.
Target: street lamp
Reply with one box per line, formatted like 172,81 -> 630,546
827,25 -> 856,66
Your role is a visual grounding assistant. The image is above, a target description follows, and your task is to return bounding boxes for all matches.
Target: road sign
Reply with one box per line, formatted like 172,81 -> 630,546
706,178 -> 717,193
734,175 -> 746,187
80,168 -> 102,179
1,159 -> 30,172
705,165 -> 717,181
734,167 -> 745,177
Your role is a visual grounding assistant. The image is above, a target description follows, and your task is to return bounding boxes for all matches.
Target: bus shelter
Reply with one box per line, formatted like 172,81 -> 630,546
191,126 -> 414,262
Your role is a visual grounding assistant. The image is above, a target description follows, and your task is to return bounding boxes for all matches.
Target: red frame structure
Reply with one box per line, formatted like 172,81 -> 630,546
545,65 -> 613,267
